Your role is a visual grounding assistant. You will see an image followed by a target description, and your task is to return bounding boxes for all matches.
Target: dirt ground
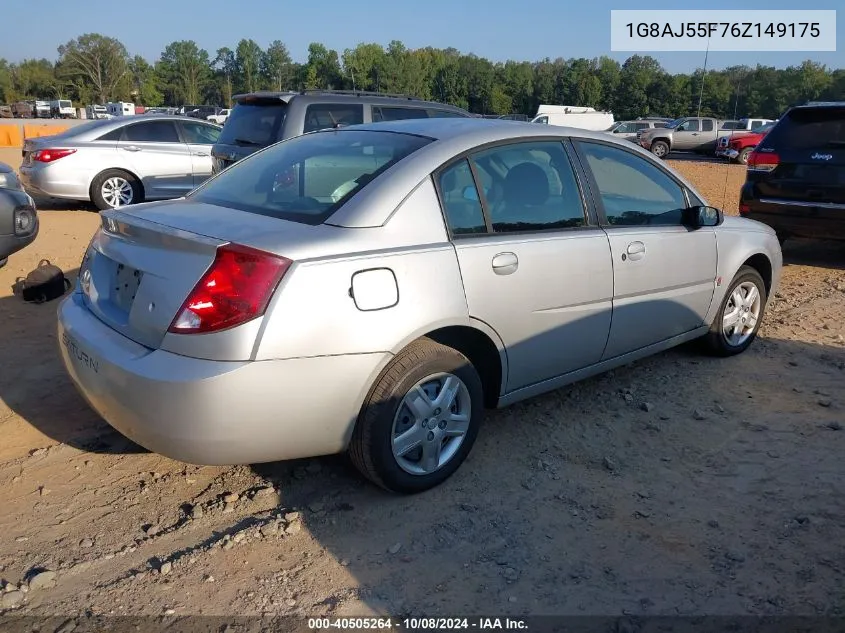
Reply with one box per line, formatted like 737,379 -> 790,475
1,146 -> 844,619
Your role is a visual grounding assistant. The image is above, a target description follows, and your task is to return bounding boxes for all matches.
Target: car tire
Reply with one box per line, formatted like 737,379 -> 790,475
703,265 -> 767,357
349,337 -> 484,494
738,147 -> 752,165
651,141 -> 669,159
91,169 -> 143,211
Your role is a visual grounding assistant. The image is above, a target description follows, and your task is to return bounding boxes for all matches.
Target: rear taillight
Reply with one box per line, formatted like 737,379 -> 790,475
747,151 -> 779,172
739,203 -> 751,215
168,243 -> 292,335
33,148 -> 77,163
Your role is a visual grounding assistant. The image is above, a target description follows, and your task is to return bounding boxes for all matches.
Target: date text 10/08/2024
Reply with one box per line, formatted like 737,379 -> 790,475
625,22 -> 821,39
308,617 -> 529,630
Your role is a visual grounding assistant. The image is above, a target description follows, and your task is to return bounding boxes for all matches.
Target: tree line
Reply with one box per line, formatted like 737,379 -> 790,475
1,33 -> 843,121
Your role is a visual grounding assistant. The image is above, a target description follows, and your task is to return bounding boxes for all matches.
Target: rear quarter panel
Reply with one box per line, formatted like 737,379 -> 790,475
705,218 -> 783,325
254,177 -> 472,360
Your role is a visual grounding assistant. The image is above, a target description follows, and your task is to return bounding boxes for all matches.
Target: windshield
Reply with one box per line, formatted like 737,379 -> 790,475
764,107 -> 845,150
218,101 -> 287,147
191,129 -> 432,225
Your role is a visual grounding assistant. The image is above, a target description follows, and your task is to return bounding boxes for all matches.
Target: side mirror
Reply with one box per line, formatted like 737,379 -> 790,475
685,205 -> 723,227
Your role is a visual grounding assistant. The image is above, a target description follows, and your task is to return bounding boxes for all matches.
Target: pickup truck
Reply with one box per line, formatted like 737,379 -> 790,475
714,117 -> 776,158
715,121 -> 777,164
207,108 -> 231,125
637,117 -> 730,158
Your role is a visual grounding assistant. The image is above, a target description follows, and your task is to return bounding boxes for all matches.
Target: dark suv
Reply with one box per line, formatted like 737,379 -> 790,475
739,102 -> 845,244
210,90 -> 471,174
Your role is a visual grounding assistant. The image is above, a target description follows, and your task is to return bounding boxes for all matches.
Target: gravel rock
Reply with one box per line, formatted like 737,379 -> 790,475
725,550 -> 746,563
826,421 -> 843,431
693,409 -> 707,420
222,492 -> 239,504
602,456 -> 619,473
253,486 -> 275,499
818,399 -> 832,408
388,543 -> 402,555
27,570 -> 57,591
29,448 -> 47,457
79,538 -> 94,549
308,502 -> 325,513
285,522 -> 302,536
160,561 -> 172,576
640,402 -> 654,412
191,505 -> 204,519
1,590 -> 24,609
285,511 -> 302,522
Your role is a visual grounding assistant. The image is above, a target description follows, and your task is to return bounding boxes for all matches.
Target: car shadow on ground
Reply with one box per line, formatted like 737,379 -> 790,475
782,239 -> 845,271
246,331 -> 845,616
0,266 -> 145,456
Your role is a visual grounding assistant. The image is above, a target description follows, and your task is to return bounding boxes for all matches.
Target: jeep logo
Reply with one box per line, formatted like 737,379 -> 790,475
62,332 -> 99,374
811,152 -> 833,161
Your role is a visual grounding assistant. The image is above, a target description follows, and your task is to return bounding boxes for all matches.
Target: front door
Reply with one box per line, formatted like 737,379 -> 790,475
436,140 -> 614,392
116,120 -> 193,199
178,120 -> 222,187
573,140 -> 717,359
672,119 -> 701,151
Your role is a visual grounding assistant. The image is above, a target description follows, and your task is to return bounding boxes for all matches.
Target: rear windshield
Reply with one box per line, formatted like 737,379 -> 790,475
764,107 -> 845,150
218,101 -> 287,147
191,129 -> 432,225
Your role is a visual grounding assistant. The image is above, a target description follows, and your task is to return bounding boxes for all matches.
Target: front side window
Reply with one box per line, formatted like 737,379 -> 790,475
122,121 -> 180,143
577,141 -> 687,227
470,141 -> 586,233
181,122 -> 221,145
191,129 -> 430,224
534,116 -> 549,124
437,160 -> 487,236
677,119 -> 700,132
303,104 -> 364,133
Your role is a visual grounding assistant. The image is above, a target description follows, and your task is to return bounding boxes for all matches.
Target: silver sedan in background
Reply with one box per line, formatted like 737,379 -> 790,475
57,118 -> 782,494
19,115 -> 222,210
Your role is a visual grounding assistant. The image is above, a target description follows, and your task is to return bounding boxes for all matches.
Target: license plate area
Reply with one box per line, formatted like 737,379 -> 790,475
112,261 -> 143,313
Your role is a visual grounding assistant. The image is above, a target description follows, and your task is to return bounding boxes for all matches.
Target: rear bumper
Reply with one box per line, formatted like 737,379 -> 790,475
0,229 -> 38,260
740,193 -> 845,240
57,291 -> 391,465
19,165 -> 91,201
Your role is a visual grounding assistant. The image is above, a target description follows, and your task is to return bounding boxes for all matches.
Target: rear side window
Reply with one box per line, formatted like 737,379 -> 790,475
191,129 -> 431,225
438,160 -> 487,235
218,102 -> 287,147
702,120 -> 714,132
763,107 -> 845,150
373,106 -> 428,122
122,121 -> 180,143
303,104 -> 364,133
181,121 -> 221,145
97,128 -> 123,141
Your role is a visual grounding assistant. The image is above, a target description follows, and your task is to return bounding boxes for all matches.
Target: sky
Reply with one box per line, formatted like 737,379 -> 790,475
1,0 -> 842,74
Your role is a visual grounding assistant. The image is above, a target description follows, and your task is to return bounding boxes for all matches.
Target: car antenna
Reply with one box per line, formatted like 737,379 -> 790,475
722,72 -> 745,209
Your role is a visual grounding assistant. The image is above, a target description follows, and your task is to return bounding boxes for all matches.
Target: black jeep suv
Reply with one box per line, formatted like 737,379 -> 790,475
210,90 -> 471,175
739,101 -> 845,244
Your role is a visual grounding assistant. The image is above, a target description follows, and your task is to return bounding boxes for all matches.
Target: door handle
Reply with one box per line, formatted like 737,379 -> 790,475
193,152 -> 209,157
491,252 -> 518,275
691,133 -> 699,136
625,241 -> 646,261
122,145 -> 141,152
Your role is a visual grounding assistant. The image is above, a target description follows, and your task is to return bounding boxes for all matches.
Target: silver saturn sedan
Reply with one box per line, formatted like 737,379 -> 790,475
19,115 -> 222,210
57,118 -> 783,493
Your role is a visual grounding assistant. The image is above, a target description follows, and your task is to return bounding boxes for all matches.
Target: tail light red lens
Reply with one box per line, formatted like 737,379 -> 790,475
33,148 -> 77,163
739,203 -> 751,215
747,151 -> 779,172
168,244 -> 292,335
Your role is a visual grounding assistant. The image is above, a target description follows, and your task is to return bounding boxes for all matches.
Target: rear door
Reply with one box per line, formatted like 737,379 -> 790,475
178,120 -> 222,187
437,140 -> 614,392
752,106 -> 845,206
116,120 -> 193,199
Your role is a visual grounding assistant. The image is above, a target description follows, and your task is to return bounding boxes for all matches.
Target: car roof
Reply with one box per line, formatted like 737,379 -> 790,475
28,114 -> 219,144
231,90 -> 468,111
323,118 -> 707,228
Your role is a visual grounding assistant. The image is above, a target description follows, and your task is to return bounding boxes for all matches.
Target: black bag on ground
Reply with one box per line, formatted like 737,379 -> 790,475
12,259 -> 72,304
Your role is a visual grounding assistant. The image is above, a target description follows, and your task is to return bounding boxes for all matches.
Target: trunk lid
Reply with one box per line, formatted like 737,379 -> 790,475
81,200 -> 342,350
753,106 -> 845,205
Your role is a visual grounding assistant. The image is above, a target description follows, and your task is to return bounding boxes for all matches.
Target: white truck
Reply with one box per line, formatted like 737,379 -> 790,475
33,101 -> 51,118
106,102 -> 135,117
49,99 -> 76,119
530,105 -> 615,131
207,108 -> 231,125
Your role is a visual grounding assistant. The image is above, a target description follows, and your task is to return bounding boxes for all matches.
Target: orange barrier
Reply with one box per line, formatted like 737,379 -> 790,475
0,125 -> 23,148
23,124 -> 69,140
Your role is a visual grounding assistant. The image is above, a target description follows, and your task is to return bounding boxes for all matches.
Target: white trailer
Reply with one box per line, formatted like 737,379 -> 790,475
531,105 -> 615,131
106,102 -> 136,117
50,99 -> 76,119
